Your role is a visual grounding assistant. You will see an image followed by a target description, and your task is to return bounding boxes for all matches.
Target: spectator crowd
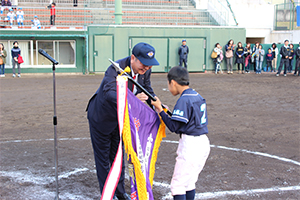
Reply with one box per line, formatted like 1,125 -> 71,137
212,39 -> 300,77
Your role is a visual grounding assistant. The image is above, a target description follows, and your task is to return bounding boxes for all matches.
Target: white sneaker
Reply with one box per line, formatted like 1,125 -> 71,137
0,74 -> 5,77
284,74 -> 286,77
12,74 -> 16,78
276,74 -> 279,77
17,74 -> 21,78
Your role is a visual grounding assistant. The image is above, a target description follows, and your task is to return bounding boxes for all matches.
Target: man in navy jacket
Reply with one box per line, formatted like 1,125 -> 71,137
178,39 -> 189,68
276,39 -> 290,76
86,42 -> 159,200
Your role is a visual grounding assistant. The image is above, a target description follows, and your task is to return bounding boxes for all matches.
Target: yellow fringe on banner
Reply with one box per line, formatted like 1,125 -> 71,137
149,118 -> 166,186
122,101 -> 148,200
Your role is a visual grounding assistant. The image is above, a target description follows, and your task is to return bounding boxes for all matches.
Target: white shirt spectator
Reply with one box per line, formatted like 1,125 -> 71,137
31,18 -> 41,29
16,10 -> 24,20
7,11 -> 15,25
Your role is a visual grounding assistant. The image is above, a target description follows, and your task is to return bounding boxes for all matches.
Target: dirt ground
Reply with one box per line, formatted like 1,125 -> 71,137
0,72 -> 299,200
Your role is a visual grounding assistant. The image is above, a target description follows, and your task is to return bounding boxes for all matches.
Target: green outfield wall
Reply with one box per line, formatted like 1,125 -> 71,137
88,25 -> 246,73
1,26 -> 248,74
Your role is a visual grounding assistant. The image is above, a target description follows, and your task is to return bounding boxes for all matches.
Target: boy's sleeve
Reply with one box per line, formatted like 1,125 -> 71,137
171,98 -> 189,124
159,111 -> 185,133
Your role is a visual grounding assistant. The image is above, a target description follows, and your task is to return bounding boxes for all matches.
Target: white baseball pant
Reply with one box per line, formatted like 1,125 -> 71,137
171,134 -> 210,196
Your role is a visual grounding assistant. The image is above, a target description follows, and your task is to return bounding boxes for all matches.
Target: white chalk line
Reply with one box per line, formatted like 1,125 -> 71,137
4,137 -> 299,166
0,137 -> 90,144
162,140 -> 300,166
0,167 -> 89,185
162,186 -> 300,200
1,168 -> 92,200
2,137 -> 300,199
2,167 -> 300,200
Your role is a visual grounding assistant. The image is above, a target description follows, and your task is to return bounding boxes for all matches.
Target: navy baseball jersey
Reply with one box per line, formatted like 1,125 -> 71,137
171,88 -> 208,136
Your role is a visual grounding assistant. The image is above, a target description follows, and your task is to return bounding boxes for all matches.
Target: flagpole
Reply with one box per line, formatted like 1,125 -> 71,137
109,59 -> 172,116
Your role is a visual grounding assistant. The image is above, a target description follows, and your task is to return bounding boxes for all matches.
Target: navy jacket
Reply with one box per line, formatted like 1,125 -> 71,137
235,46 -> 244,64
86,56 -> 155,134
178,45 -> 189,60
280,46 -> 289,59
11,47 -> 21,59
288,48 -> 295,59
1,0 -> 11,6
296,47 -> 300,60
266,53 -> 274,61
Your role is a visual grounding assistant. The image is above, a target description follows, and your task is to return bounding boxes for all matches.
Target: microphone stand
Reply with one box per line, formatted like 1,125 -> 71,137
38,49 -> 59,200
52,62 -> 59,200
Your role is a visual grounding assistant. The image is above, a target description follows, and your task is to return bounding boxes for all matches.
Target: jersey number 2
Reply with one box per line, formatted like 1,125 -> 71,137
200,103 -> 207,124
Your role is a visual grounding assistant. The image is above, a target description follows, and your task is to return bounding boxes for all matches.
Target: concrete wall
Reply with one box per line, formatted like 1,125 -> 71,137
88,25 -> 246,73
270,30 -> 300,44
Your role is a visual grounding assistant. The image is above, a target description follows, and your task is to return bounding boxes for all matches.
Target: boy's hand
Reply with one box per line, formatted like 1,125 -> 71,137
136,92 -> 148,103
151,96 -> 163,113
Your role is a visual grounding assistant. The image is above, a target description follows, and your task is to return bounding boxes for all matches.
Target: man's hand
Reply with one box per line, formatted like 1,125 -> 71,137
136,92 -> 148,103
151,96 -> 163,113
286,56 -> 288,59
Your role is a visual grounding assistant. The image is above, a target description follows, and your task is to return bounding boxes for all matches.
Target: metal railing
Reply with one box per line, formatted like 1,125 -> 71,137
274,1 -> 300,30
103,0 -> 193,9
207,0 -> 230,26
116,8 -> 223,25
17,0 -> 90,7
0,6 -> 226,27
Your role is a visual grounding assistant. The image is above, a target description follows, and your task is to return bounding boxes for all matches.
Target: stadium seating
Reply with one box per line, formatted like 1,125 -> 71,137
0,0 -> 221,28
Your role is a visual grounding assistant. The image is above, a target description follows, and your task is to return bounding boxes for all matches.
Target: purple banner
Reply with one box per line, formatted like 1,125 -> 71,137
125,89 -> 162,200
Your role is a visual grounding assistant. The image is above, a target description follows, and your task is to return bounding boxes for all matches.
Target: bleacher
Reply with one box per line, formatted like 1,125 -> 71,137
0,0 -> 224,29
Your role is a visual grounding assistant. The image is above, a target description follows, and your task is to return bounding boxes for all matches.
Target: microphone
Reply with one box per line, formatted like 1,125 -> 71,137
38,49 -> 59,65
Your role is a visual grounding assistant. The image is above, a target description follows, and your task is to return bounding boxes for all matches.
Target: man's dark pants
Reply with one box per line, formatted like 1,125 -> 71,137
277,58 -> 289,75
179,59 -> 187,68
89,123 -> 126,196
50,15 -> 55,25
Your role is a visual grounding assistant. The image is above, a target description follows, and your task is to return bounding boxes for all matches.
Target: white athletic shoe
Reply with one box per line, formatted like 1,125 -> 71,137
12,74 -> 16,78
0,74 -> 5,77
284,74 -> 286,77
17,74 -> 21,78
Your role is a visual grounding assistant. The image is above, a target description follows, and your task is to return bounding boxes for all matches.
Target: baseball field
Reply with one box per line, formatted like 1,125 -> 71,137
0,72 -> 299,199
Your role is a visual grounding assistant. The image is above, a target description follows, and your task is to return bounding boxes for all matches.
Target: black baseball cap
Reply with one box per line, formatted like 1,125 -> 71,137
132,42 -> 159,66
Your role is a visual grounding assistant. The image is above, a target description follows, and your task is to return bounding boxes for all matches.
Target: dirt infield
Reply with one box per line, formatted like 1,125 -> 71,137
0,72 -> 299,200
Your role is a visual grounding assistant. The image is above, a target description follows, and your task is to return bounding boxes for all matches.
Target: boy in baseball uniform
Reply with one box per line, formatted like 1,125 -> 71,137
152,66 -> 210,200
16,7 -> 24,26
